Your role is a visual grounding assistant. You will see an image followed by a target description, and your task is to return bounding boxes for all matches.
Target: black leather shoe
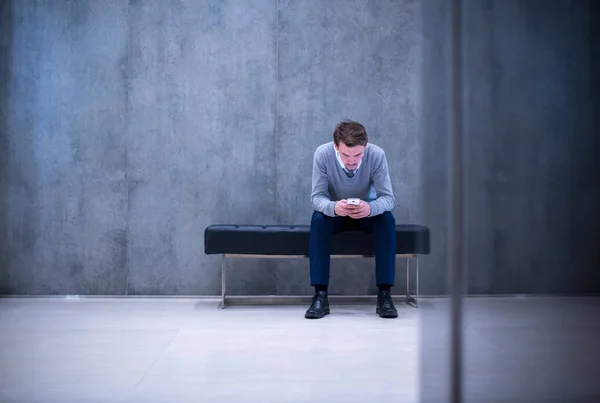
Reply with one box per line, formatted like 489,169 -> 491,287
305,290 -> 330,319
376,290 -> 398,318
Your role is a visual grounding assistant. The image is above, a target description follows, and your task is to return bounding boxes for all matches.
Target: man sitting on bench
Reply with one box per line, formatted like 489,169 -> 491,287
306,120 -> 398,319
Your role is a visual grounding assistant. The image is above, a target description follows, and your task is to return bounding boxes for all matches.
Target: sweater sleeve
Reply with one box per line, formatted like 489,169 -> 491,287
368,150 -> 396,217
310,146 -> 337,217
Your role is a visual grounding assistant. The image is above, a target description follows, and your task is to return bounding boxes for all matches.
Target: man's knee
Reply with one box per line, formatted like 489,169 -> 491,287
311,211 -> 330,226
379,211 -> 395,226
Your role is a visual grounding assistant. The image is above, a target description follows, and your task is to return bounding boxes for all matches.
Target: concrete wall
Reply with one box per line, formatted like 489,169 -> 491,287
1,0 -> 598,296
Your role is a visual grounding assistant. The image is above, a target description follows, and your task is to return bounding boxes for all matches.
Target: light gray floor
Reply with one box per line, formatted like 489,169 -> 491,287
0,297 -> 420,403
2,296 -> 600,403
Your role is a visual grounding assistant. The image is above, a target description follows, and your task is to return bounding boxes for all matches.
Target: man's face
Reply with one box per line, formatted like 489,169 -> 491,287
335,142 -> 365,171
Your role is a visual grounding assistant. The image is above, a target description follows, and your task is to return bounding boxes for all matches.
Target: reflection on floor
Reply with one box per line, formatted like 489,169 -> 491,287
420,296 -> 600,403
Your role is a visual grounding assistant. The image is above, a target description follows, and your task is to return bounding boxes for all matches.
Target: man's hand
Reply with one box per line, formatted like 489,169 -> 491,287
334,200 -> 353,217
335,199 -> 371,219
347,200 -> 371,219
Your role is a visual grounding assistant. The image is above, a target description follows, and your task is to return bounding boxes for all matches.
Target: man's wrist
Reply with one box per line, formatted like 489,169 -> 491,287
330,201 -> 338,217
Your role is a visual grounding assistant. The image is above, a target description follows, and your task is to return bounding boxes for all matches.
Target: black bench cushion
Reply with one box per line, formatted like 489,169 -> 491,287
204,224 -> 430,256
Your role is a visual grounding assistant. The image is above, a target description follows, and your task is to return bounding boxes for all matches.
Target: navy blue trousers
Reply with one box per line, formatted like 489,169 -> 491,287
309,210 -> 396,286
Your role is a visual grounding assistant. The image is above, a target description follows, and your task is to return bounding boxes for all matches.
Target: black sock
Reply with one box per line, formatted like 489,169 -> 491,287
378,284 -> 392,292
314,284 -> 328,292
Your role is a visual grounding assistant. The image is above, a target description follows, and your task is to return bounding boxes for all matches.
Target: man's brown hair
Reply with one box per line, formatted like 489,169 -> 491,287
333,120 -> 369,147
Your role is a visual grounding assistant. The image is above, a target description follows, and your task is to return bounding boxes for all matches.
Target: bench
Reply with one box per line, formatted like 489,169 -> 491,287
204,224 -> 430,308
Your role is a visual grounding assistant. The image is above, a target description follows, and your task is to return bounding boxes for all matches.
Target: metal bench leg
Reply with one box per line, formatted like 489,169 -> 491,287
221,255 -> 226,309
406,256 -> 411,304
416,255 -> 419,307
406,255 -> 418,308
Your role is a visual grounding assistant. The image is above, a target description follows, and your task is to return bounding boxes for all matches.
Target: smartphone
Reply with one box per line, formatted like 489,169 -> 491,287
347,198 -> 360,205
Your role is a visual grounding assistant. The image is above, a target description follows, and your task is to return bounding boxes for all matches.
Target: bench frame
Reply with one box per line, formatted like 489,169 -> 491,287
219,253 -> 420,309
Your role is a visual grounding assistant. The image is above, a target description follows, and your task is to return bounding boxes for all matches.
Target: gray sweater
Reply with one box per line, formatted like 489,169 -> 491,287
310,141 -> 396,217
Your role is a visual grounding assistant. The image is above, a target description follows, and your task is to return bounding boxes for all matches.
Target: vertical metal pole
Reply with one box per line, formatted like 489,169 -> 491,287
406,257 -> 411,302
449,0 -> 465,402
221,255 -> 226,309
416,256 -> 420,308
